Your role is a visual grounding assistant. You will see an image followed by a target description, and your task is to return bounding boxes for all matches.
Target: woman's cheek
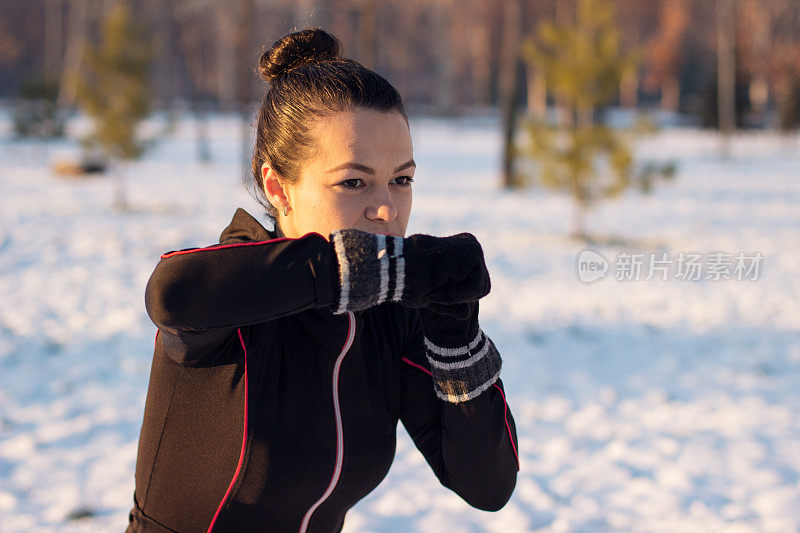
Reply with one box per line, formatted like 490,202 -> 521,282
331,195 -> 360,222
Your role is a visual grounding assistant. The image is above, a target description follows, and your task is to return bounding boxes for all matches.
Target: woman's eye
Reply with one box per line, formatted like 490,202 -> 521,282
340,178 -> 363,189
338,176 -> 413,189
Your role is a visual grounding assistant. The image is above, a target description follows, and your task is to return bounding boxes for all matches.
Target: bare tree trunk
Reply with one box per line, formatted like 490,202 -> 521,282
556,0 -> 574,25
661,76 -> 680,111
236,0 -> 256,177
153,0 -> 173,109
469,1 -> 492,107
327,0 -> 352,45
717,0 -> 737,157
577,108 -> 594,128
58,0 -> 88,109
620,68 -> 639,109
176,4 -> 212,163
45,0 -> 63,75
434,2 -> 455,113
215,1 -> 237,109
555,0 -> 574,127
617,0 -> 641,110
500,0 -> 524,188
743,0 -> 770,118
527,69 -> 547,118
359,0 -> 378,69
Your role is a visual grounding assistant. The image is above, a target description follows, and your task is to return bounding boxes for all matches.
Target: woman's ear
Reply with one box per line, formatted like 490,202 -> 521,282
262,161 -> 290,211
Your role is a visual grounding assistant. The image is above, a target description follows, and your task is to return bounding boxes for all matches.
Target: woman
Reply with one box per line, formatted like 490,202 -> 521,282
126,28 -> 519,533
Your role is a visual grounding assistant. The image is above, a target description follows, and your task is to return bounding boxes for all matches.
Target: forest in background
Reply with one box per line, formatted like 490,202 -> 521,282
1,0 -> 800,128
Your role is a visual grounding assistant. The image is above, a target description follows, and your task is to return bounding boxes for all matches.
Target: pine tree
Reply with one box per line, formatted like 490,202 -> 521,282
520,0 -> 674,241
75,1 -> 153,211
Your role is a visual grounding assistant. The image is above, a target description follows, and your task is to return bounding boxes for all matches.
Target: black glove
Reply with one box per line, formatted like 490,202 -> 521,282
420,300 -> 503,403
328,228 -> 490,315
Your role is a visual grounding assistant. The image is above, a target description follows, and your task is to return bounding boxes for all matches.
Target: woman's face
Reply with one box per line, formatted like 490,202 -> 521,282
263,108 -> 414,240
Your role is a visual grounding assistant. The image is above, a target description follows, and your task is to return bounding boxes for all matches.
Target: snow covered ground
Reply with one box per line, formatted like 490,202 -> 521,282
1,112 -> 799,532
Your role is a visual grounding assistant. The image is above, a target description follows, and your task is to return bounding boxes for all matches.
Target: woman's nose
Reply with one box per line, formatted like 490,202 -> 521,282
367,192 -> 398,222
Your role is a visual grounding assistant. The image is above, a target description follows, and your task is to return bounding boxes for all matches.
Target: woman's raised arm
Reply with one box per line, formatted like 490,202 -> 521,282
146,223 -> 495,365
145,231 -> 339,364
146,232 -> 338,332
399,302 -> 520,511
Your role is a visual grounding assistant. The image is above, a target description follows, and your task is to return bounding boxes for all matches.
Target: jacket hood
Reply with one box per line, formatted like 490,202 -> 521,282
218,208 -> 284,244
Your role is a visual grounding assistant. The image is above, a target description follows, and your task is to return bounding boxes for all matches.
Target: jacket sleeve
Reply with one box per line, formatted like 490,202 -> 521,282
145,232 -> 339,364
399,309 -> 520,512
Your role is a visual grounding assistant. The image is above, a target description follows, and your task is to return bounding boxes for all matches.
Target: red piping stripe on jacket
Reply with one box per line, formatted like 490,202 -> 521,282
207,328 -> 249,532
159,233 -> 327,260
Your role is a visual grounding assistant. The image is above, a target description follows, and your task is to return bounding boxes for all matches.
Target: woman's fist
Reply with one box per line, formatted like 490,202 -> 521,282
329,228 -> 491,314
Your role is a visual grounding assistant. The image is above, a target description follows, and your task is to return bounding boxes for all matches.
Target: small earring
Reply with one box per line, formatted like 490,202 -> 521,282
283,205 -> 290,216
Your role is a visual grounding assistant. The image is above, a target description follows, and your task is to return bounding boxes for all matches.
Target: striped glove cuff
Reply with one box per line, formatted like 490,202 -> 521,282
421,302 -> 502,403
329,228 -> 405,314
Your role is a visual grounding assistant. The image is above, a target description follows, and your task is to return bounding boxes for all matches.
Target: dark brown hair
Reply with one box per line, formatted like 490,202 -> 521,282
250,28 -> 407,227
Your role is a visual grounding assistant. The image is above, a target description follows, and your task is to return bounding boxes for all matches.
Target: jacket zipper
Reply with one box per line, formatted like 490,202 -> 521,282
299,311 -> 356,532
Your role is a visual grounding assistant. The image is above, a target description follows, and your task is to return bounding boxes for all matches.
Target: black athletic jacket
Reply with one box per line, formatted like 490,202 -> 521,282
126,208 -> 519,532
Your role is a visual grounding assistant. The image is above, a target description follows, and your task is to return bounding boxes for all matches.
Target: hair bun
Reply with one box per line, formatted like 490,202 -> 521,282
258,28 -> 341,82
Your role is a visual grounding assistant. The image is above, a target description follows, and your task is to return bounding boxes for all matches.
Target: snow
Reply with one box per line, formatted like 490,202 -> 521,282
1,111 -> 799,532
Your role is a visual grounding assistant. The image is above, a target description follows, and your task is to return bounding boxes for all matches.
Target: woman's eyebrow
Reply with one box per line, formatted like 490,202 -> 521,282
393,159 -> 416,173
326,159 -> 416,175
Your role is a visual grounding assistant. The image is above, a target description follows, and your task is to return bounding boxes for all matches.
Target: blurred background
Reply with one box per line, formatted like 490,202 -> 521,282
1,1 -> 799,532
3,0 -> 800,126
